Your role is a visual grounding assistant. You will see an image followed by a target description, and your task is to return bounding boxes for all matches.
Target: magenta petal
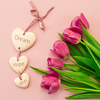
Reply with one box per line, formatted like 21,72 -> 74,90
63,35 -> 77,44
47,58 -> 64,70
80,13 -> 89,29
70,16 -> 83,33
48,69 -> 60,80
69,27 -> 83,34
50,49 -> 63,59
70,13 -> 89,34
47,58 -> 54,66
50,40 -> 70,59
40,81 -> 51,90
40,74 -> 60,94
42,75 -> 60,83
63,29 -> 81,44
48,83 -> 60,94
71,16 -> 81,28
53,40 -> 70,58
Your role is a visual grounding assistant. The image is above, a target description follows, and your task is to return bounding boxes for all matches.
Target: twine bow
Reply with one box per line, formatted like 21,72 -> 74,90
23,0 -> 54,34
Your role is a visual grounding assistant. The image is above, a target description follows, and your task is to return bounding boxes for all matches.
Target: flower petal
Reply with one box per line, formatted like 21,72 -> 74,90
53,40 -> 70,58
47,58 -> 64,70
69,27 -> 83,34
48,69 -> 60,80
80,13 -> 89,29
40,81 -> 51,90
63,29 -> 81,44
50,49 -> 63,59
48,83 -> 60,94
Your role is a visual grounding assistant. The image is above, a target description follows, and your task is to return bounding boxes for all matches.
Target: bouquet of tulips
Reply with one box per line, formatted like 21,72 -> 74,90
30,13 -> 100,99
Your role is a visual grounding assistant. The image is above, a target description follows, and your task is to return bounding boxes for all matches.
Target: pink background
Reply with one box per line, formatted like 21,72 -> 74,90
0,0 -> 100,100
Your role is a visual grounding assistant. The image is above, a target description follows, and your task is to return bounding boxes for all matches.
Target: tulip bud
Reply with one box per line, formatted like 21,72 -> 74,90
47,58 -> 64,70
63,28 -> 81,44
50,40 -> 70,59
40,74 -> 60,94
70,13 -> 89,34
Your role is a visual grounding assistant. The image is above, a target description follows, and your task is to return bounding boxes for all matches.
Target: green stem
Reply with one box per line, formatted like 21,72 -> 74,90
67,57 -> 96,75
60,85 -> 100,92
80,40 -> 85,45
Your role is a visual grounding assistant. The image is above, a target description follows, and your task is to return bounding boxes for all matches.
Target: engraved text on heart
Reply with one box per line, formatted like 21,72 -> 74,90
14,35 -> 30,44
19,79 -> 27,85
13,62 -> 24,67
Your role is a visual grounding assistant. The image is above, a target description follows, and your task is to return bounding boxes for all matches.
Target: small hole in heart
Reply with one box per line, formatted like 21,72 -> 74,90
18,47 -> 20,49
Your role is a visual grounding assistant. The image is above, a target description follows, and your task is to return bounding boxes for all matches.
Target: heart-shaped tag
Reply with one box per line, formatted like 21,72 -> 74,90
9,56 -> 28,73
14,73 -> 29,88
12,28 -> 36,52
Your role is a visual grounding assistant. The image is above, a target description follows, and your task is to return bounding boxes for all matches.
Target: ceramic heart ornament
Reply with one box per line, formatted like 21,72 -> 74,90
9,56 -> 28,73
14,73 -> 29,88
12,28 -> 36,52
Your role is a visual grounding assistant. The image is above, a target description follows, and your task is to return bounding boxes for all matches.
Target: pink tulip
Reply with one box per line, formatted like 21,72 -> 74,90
70,13 -> 89,34
50,40 -> 70,59
47,58 -> 64,70
40,72 -> 60,94
63,28 -> 81,44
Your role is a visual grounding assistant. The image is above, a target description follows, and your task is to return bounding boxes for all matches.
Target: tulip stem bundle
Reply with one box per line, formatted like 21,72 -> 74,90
30,13 -> 100,99
60,85 -> 100,92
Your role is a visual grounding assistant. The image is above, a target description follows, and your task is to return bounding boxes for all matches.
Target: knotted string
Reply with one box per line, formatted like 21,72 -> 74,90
23,0 -> 54,35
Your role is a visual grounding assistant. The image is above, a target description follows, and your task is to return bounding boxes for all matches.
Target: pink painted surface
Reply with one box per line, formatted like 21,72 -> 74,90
0,0 -> 100,100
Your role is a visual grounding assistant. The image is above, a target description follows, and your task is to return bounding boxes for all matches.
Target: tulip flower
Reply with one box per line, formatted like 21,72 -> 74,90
70,13 -> 89,34
50,40 -> 70,59
40,72 -> 60,94
47,58 -> 64,70
63,28 -> 81,44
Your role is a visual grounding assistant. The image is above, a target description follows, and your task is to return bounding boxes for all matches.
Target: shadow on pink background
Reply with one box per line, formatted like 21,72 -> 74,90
0,0 -> 100,100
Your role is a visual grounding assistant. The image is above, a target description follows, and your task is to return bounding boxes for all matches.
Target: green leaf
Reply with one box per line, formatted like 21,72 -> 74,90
65,89 -> 87,93
68,58 -> 96,76
64,64 -> 100,82
84,40 -> 100,59
83,40 -> 100,77
51,67 -> 100,89
30,66 -> 88,87
61,76 -> 93,88
61,85 -> 100,92
64,64 -> 94,73
64,64 -> 92,72
81,24 -> 100,50
76,43 -> 90,58
65,92 -> 100,99
73,56 -> 98,73
64,64 -> 80,71
73,57 -> 94,71
30,66 -> 94,88
64,64 -> 95,76
30,66 -> 48,75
